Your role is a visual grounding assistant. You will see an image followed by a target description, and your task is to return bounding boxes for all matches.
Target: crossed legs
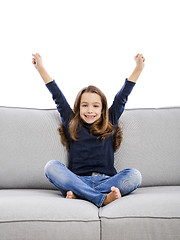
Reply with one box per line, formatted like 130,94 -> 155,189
44,160 -> 142,207
66,186 -> 121,206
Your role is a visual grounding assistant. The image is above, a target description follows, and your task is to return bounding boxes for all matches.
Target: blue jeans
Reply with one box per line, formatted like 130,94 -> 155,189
44,160 -> 142,207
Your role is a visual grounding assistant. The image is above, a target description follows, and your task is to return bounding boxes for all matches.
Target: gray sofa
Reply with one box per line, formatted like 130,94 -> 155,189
0,105 -> 180,240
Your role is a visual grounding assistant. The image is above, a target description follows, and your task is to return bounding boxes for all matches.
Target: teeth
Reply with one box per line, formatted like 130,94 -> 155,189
85,115 -> 95,118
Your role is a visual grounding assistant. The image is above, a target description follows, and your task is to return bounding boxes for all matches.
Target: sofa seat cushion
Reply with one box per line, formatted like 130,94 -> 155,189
99,186 -> 180,240
0,189 -> 100,240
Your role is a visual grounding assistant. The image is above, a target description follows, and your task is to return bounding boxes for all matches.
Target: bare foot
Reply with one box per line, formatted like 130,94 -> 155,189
66,191 -> 78,199
103,186 -> 121,206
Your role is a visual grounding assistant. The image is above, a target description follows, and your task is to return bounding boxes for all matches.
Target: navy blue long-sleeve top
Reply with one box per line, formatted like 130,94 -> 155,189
46,79 -> 135,176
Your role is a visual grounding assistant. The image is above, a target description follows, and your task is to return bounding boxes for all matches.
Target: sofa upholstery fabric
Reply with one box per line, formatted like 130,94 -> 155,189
0,189 -> 100,240
0,106 -> 180,240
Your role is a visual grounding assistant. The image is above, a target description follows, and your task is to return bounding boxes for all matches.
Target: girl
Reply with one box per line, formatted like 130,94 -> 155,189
32,53 -> 145,207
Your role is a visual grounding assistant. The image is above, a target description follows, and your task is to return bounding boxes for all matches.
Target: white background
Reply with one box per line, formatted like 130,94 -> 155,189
0,0 -> 179,109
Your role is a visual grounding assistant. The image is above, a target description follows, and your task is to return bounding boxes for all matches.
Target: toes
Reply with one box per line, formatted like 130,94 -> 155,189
110,186 -> 121,198
111,186 -> 116,191
66,191 -> 72,199
66,191 -> 77,199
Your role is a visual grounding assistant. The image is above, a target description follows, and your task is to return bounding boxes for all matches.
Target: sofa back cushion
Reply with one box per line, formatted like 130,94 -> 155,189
0,106 -> 67,189
0,106 -> 180,189
115,107 -> 180,187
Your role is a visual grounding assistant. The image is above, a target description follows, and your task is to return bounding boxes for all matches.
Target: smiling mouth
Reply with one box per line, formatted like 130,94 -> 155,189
85,115 -> 96,119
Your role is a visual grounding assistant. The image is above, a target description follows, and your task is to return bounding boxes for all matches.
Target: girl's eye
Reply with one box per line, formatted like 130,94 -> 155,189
82,104 -> 88,107
94,105 -> 99,108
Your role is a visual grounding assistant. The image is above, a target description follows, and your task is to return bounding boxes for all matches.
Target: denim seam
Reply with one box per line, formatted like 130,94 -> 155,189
98,194 -> 107,207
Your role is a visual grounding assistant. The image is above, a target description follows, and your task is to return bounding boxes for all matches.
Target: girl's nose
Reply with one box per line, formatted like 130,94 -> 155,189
87,108 -> 93,113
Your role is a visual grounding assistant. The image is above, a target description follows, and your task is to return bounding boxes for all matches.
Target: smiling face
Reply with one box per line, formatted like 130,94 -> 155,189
80,92 -> 102,124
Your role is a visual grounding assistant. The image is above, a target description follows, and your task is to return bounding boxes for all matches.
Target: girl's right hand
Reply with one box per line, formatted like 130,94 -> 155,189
134,54 -> 145,71
32,53 -> 43,71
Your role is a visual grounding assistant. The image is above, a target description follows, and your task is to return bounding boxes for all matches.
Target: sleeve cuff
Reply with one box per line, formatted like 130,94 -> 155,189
45,80 -> 55,87
125,78 -> 136,86
45,80 -> 57,93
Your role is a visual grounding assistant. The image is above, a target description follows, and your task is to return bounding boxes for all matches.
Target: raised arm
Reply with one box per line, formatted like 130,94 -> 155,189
109,53 -> 145,124
32,53 -> 53,84
32,53 -> 73,127
109,79 -> 136,125
128,54 -> 145,83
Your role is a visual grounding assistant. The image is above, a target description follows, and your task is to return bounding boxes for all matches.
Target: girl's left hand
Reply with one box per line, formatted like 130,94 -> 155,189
134,54 -> 145,70
32,53 -> 43,71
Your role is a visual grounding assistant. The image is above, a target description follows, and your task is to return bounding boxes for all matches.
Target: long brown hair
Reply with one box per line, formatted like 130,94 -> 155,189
58,85 -> 122,152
